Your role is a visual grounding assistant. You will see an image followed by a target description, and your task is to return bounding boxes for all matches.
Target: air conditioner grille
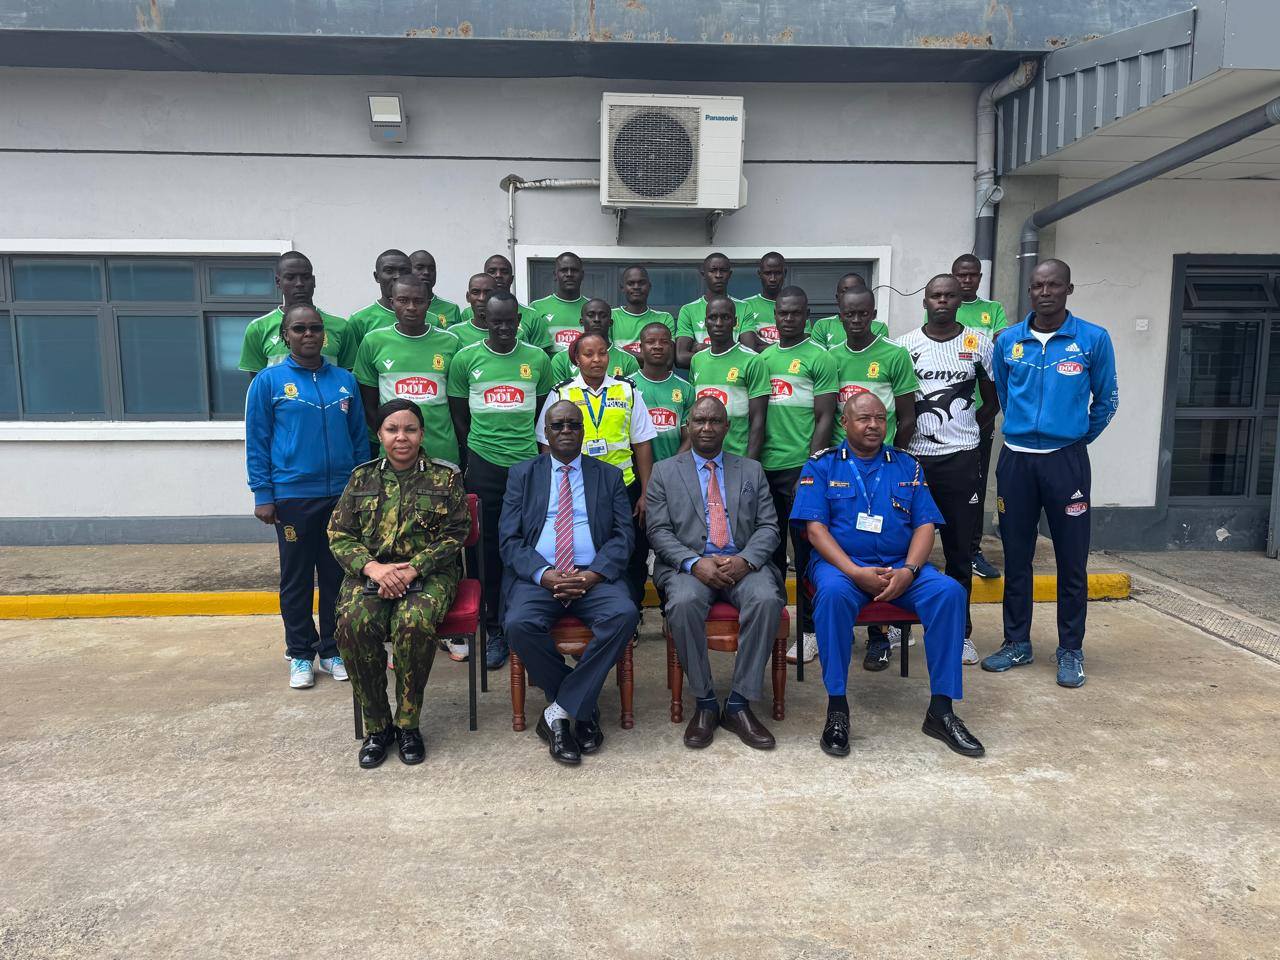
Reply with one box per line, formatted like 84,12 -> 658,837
607,104 -> 700,204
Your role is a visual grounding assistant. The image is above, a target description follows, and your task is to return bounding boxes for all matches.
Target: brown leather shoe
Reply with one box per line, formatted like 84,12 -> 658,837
683,707 -> 718,749
719,704 -> 776,750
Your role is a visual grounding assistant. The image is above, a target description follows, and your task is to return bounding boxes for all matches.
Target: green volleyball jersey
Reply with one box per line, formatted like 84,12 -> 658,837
689,344 -> 767,457
828,336 -> 918,446
353,325 -> 461,464
549,345 -> 640,383
450,316 -> 546,351
458,302 -> 549,349
675,296 -> 749,348
633,372 -> 691,462
347,296 -> 459,347
756,339 -> 839,471
530,294 -> 588,353
446,340 -> 552,467
238,306 -> 354,373
811,315 -> 890,350
610,306 -> 676,358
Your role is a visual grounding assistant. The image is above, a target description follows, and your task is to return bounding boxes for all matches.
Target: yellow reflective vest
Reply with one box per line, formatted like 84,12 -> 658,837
554,377 -> 638,485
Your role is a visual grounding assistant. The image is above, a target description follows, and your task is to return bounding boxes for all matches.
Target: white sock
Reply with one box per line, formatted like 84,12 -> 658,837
544,702 -> 570,724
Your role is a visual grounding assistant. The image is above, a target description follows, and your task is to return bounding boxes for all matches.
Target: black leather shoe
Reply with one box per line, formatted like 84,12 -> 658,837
358,726 -> 396,769
575,711 -> 604,755
683,707 -> 719,749
719,705 -> 776,750
396,726 -> 426,765
820,712 -> 851,757
536,715 -> 582,765
922,711 -> 985,758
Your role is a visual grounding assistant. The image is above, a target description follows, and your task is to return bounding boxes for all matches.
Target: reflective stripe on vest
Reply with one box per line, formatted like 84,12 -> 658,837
562,381 -> 635,485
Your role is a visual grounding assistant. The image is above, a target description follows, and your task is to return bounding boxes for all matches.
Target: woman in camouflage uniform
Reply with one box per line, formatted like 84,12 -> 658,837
328,399 -> 470,769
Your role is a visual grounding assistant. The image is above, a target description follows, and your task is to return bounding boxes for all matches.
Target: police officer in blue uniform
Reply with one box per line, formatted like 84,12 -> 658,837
982,259 -> 1118,689
792,393 -> 985,758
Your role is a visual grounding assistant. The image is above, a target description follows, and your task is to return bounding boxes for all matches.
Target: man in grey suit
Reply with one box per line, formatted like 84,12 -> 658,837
646,396 -> 784,750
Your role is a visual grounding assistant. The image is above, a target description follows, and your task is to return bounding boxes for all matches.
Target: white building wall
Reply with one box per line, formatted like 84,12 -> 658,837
0,68 -> 979,531
1050,175 -> 1280,508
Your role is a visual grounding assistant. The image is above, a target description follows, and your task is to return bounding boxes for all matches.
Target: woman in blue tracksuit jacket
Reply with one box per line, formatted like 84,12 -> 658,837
246,303 -> 368,690
982,259 -> 1118,690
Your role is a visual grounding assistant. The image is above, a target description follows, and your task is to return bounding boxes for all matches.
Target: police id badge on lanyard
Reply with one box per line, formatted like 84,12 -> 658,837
852,454 -> 884,534
583,391 -> 608,457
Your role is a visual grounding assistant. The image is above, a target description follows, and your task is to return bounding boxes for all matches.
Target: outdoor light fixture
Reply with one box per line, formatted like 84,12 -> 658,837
368,94 -> 407,143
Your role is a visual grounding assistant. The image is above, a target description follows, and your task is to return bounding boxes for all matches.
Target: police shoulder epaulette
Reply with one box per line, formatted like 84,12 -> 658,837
352,457 -> 382,472
553,377 -> 575,390
428,457 -> 461,473
616,374 -> 636,388
809,446 -> 839,461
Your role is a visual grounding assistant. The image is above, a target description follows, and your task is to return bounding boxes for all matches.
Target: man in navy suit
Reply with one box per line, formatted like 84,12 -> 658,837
500,399 -> 640,766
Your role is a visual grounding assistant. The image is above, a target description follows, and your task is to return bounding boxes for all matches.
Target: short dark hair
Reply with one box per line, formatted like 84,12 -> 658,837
640,321 -> 672,338
776,285 -> 808,303
925,273 -> 960,292
375,248 -> 409,270
392,274 -> 429,295
486,290 -> 519,312
703,251 -> 730,267
276,251 -> 311,273
374,398 -> 424,431
280,303 -> 320,331
952,253 -> 981,270
1036,258 -> 1073,282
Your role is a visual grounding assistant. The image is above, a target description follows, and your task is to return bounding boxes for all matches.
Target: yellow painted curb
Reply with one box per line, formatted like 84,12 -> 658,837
0,573 -> 1130,620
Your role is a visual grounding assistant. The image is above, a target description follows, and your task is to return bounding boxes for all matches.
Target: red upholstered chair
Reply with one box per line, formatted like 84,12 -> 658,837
352,493 -> 485,738
509,617 -> 635,731
664,602 -> 789,724
796,570 -> 918,680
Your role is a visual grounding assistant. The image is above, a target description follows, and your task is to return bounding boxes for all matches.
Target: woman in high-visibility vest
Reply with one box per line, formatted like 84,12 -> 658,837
536,331 -> 657,605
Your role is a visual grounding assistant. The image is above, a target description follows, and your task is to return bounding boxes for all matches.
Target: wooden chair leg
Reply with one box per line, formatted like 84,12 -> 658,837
619,638 -> 635,730
772,630 -> 787,721
900,623 -> 910,678
510,650 -> 527,731
352,686 -> 363,740
666,628 -> 683,723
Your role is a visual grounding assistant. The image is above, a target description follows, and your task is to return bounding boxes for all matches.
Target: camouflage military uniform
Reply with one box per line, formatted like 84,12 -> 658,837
328,453 -> 469,733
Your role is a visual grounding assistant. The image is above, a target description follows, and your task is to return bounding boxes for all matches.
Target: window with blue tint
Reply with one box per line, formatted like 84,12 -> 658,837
207,314 -> 256,416
208,264 -> 276,297
118,314 -> 204,415
0,313 -> 17,418
109,262 -> 196,302
16,314 -> 106,416
12,259 -> 103,301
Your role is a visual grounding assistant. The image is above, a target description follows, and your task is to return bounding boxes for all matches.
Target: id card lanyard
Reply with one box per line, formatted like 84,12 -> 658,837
850,452 -> 885,534
583,387 -> 609,457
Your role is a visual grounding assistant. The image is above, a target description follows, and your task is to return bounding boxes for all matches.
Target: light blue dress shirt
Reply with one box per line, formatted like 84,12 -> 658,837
533,455 -> 597,583
682,449 -> 738,572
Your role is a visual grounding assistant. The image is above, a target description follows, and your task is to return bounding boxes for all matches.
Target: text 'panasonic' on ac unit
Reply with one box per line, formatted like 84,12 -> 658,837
600,93 -> 747,212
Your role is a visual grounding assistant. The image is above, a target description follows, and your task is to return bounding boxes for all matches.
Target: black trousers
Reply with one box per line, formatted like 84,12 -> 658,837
626,480 -> 650,607
765,466 -> 812,633
464,451 -> 509,641
916,447 -> 980,638
971,428 -> 995,554
997,440 -> 1091,651
273,496 -> 343,660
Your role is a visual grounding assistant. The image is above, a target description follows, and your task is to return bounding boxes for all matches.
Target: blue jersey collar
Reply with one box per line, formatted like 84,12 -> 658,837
1013,310 -> 1079,343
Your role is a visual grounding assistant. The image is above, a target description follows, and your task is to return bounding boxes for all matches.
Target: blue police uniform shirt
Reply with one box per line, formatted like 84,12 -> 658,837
533,455 -> 597,582
791,441 -> 944,567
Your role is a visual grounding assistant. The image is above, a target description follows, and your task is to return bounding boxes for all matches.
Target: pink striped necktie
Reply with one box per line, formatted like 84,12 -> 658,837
554,464 -> 576,573
705,461 -> 729,550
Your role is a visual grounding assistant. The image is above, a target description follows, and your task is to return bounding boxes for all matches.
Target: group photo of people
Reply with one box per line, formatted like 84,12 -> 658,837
243,246 -> 1118,769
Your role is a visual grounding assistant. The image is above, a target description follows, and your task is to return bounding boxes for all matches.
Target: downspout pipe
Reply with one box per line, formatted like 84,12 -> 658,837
499,174 -> 601,268
975,60 -> 1038,299
1017,95 -> 1280,319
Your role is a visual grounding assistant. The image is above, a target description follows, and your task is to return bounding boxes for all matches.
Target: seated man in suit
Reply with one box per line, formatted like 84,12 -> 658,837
500,399 -> 640,766
646,396 -> 784,751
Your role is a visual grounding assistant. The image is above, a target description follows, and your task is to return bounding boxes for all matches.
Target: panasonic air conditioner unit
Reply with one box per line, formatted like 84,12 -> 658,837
600,93 -> 747,211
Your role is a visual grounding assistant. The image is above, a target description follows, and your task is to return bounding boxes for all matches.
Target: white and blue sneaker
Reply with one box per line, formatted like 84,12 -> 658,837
1056,647 -> 1086,688
289,657 -> 315,689
980,640 -> 1033,673
317,655 -> 348,681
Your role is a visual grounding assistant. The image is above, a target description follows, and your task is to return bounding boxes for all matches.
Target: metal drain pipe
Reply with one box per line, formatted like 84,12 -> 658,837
499,174 -> 601,266
1017,94 -> 1280,319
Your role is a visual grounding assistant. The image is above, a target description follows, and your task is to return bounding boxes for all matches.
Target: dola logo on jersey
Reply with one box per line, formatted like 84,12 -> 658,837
554,329 -> 581,347
432,354 -> 445,371
1056,361 -> 1083,376
1012,343 -> 1024,359
963,333 -> 979,351
1065,501 -> 1089,517
698,387 -> 729,406
788,358 -> 803,374
837,383 -> 869,402
650,407 -> 678,429
671,388 -> 683,403
622,342 -> 643,357
483,385 -> 525,408
770,378 -> 794,399
283,383 -> 298,399
757,325 -> 779,343
395,376 -> 437,399
519,363 -> 532,379
866,361 -> 880,379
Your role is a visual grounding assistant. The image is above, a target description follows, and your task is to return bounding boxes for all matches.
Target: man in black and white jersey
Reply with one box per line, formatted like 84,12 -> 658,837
895,275 -> 999,665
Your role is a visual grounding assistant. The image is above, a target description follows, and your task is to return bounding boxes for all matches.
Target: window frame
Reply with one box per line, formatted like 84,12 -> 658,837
112,305 -> 211,421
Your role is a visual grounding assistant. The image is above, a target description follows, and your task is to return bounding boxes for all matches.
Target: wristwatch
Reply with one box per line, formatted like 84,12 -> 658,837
903,562 -> 921,578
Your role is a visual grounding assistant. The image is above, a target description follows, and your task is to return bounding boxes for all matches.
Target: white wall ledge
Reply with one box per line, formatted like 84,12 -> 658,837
0,422 -> 246,442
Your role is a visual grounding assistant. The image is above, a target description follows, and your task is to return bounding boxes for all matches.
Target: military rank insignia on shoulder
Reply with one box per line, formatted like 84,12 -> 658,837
809,446 -> 839,461
429,457 -> 461,473
553,377 -> 575,390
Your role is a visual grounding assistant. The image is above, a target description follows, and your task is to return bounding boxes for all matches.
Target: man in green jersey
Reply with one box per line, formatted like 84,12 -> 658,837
676,252 -> 749,368
689,294 -> 768,460
739,251 -> 788,352
239,251 -> 355,373
549,298 -> 640,382
811,272 -> 889,349
829,288 -> 917,448
949,253 -> 1009,580
757,286 -> 838,661
446,291 -> 552,669
530,251 -> 588,354
346,249 -> 413,348
634,321 -> 691,462
451,273 -> 497,349
459,254 -> 548,347
612,265 -> 675,358
353,273 -> 462,466
408,249 -> 463,329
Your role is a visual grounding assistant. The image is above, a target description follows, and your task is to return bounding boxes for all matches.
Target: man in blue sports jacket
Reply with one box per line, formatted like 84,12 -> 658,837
982,259 -> 1118,689
246,303 -> 368,690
